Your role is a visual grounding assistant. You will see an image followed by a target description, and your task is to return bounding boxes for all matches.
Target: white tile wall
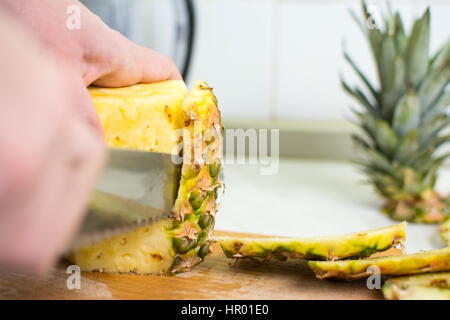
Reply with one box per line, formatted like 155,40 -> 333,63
188,0 -> 275,118
276,2 -> 355,120
129,0 -> 177,58
105,0 -> 450,121
187,0 -> 450,120
276,1 -> 405,119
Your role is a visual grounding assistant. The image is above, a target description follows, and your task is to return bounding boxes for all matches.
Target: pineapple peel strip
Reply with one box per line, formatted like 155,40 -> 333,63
440,218 -> 450,245
308,247 -> 450,280
382,273 -> 450,300
218,222 -> 406,262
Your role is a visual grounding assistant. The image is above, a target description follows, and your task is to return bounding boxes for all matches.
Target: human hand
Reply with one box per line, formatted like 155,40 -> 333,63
2,0 -> 182,86
2,0 -> 182,127
0,0 -> 182,273
0,10 -> 105,273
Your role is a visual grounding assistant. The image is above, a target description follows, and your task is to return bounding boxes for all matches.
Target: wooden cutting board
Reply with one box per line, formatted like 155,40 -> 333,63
0,230 -> 382,300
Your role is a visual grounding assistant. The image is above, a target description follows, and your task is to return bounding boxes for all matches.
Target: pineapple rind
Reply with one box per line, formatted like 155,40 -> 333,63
383,273 -> 450,300
308,247 -> 450,280
69,80 -> 223,275
218,223 -> 406,261
168,81 -> 223,273
440,217 -> 450,245
384,286 -> 450,300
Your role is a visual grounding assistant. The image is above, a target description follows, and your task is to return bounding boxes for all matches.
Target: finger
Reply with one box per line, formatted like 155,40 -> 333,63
0,116 -> 105,274
90,33 -> 182,88
59,63 -> 103,133
133,45 -> 183,82
46,113 -> 105,260
0,127 -> 73,273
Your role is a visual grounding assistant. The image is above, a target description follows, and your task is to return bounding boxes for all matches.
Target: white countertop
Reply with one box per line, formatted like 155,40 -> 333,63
216,159 -> 448,253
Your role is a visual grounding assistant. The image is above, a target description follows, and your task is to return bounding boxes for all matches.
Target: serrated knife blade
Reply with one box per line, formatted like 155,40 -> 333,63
69,148 -> 181,250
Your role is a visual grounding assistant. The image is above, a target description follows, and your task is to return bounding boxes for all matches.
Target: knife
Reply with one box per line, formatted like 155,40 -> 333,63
69,148 -> 182,250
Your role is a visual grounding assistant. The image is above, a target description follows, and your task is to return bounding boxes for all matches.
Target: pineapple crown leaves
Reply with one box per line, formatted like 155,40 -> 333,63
345,1 -> 450,196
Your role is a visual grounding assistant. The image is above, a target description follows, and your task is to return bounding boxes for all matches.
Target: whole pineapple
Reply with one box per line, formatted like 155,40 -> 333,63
344,1 -> 450,222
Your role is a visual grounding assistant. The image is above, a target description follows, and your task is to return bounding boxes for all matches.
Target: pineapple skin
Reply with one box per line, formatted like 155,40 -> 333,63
383,273 -> 450,300
219,223 -> 406,261
308,247 -> 450,280
440,218 -> 450,246
68,80 -> 223,274
384,286 -> 450,300
345,2 -> 450,223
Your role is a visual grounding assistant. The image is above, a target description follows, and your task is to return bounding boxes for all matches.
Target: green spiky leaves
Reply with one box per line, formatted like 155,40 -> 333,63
345,1 -> 450,222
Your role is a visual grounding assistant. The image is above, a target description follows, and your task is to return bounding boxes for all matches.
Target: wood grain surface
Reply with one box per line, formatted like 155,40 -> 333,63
0,230 -> 382,300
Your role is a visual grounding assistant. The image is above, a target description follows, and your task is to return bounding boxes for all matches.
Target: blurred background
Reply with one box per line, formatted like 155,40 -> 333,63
82,0 -> 450,251
83,0 -> 449,121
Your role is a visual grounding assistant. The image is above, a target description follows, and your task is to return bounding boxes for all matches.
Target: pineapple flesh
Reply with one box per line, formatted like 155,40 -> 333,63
345,2 -> 450,222
441,218 -> 450,246
68,80 -> 223,274
308,247 -> 450,280
383,273 -> 450,300
219,223 -> 406,261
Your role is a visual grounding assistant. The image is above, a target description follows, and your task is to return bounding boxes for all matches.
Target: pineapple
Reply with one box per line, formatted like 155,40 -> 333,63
441,217 -> 450,245
219,222 -> 406,261
344,1 -> 450,222
68,80 -> 224,274
383,273 -> 450,300
308,247 -> 450,280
